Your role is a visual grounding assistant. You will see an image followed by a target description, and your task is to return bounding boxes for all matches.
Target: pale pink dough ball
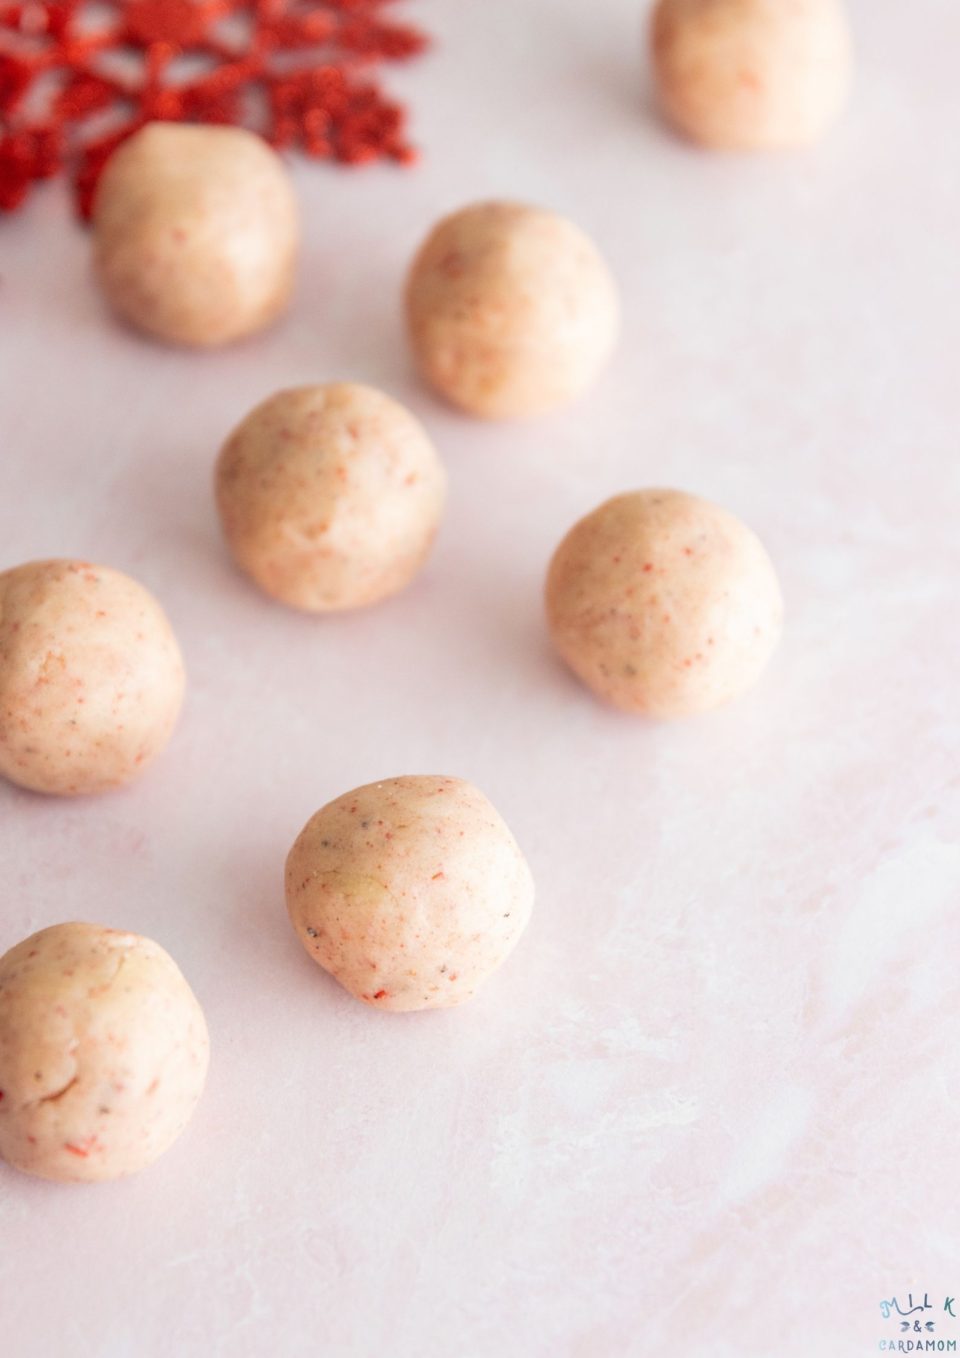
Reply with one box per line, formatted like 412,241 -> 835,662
285,775 -> 535,1011
215,383 -> 446,612
0,560 -> 185,796
0,923 -> 209,1183
545,489 -> 782,716
93,122 -> 299,346
405,201 -> 619,419
650,0 -> 852,150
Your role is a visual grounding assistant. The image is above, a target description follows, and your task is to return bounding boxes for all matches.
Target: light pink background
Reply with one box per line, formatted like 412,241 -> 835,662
2,1 -> 959,1354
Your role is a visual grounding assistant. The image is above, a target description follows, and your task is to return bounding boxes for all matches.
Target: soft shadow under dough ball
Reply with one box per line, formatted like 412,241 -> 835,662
93,122 -> 299,346
0,559 -> 185,795
650,0 -> 852,150
545,489 -> 783,716
285,775 -> 535,1011
215,383 -> 446,612
0,923 -> 209,1183
405,201 -> 619,419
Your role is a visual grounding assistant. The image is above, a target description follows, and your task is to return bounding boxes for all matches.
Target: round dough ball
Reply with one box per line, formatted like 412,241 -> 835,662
650,0 -> 852,150
93,122 -> 299,346
215,383 -> 446,612
0,923 -> 209,1183
405,201 -> 619,419
286,775 -> 534,1011
545,489 -> 782,716
0,559 -> 185,796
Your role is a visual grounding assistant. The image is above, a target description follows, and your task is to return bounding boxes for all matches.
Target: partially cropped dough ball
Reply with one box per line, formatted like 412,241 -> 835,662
405,201 -> 619,419
0,560 -> 185,795
545,490 -> 782,716
93,122 -> 299,346
286,776 -> 534,1011
650,0 -> 852,150
215,383 -> 446,612
0,923 -> 209,1183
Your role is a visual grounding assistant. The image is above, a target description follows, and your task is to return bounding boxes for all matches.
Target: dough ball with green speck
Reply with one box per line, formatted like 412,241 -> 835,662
286,776 -> 534,1011
545,489 -> 782,716
215,383 -> 446,612
405,201 -> 618,419
0,559 -> 185,795
0,923 -> 209,1183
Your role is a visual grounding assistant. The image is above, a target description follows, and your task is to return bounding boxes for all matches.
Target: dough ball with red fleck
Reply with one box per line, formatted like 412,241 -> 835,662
0,923 -> 209,1183
215,383 -> 446,612
285,776 -> 534,1011
545,489 -> 782,716
405,201 -> 619,419
0,560 -> 185,796
650,0 -> 852,150
93,122 -> 299,347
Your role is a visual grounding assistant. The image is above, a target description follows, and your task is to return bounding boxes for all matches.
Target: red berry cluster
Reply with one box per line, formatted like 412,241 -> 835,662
0,0 -> 427,217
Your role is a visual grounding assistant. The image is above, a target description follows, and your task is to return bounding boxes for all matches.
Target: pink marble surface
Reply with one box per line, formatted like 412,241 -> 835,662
2,1 -> 959,1354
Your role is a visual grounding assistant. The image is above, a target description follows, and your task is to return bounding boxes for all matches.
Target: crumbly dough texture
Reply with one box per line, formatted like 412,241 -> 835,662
0,923 -> 209,1183
93,122 -> 299,347
215,383 -> 446,612
545,489 -> 783,716
285,775 -> 535,1011
405,201 -> 619,419
650,0 -> 852,150
0,559 -> 185,796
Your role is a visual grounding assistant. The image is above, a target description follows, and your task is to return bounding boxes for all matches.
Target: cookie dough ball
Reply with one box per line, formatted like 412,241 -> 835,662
93,122 -> 299,346
650,0 -> 852,150
286,775 -> 534,1011
405,201 -> 619,419
545,490 -> 782,716
215,383 -> 446,612
0,923 -> 209,1183
0,560 -> 185,795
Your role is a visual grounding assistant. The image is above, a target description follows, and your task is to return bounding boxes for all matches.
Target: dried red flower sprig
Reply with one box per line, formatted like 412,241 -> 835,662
0,0 -> 428,217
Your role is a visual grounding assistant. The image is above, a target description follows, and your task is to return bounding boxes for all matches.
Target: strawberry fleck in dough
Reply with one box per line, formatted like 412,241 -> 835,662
215,383 -> 446,612
405,201 -> 619,419
0,923 -> 209,1183
93,122 -> 299,347
545,489 -> 783,716
0,559 -> 185,796
285,776 -> 535,1011
650,0 -> 852,150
